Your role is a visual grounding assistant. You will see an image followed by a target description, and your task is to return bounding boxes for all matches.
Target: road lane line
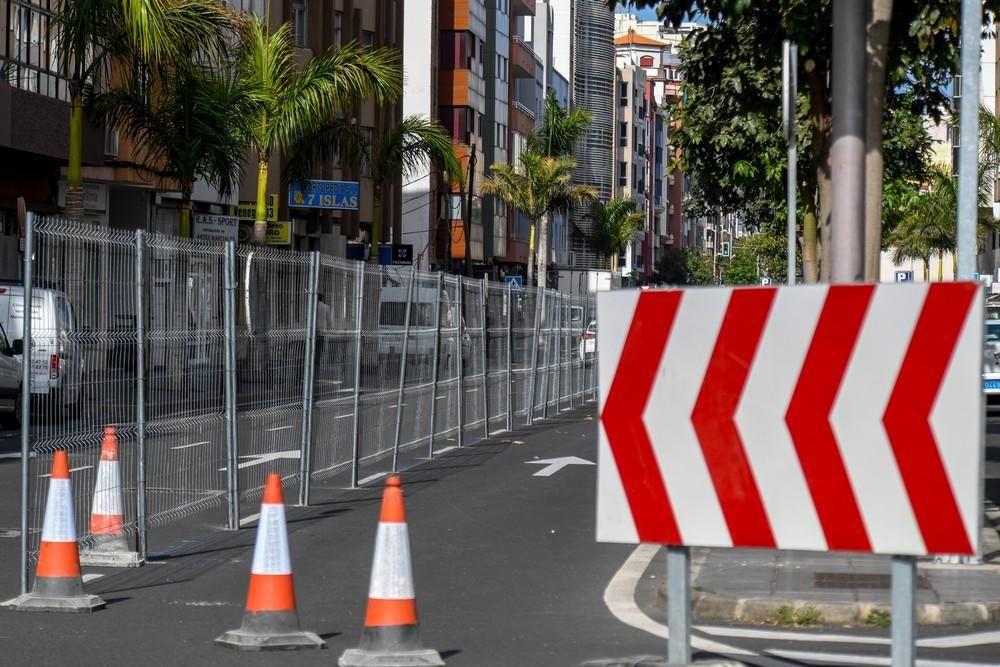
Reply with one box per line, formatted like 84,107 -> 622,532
265,425 -> 294,432
767,649 -> 987,666
0,452 -> 20,460
171,441 -> 211,451
917,631 -> 1000,648
82,573 -> 104,583
239,513 -> 259,527
358,472 -> 388,486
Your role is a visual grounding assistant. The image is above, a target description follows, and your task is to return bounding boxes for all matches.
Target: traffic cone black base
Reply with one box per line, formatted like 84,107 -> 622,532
338,646 -> 445,667
215,609 -> 325,651
79,539 -> 142,568
4,589 -> 106,613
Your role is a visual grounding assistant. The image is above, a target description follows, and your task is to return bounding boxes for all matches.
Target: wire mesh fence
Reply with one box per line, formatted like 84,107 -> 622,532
15,215 -> 597,578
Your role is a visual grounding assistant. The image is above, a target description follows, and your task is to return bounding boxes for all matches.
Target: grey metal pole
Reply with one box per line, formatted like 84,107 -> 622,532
542,291 -> 553,419
134,230 -> 148,560
456,277 -> 465,447
526,289 -> 544,426
783,40 -> 798,286
505,281 -> 513,432
298,252 -> 320,506
667,546 -> 691,665
350,263 -> 366,487
19,211 -> 33,595
427,273 -> 443,457
392,266 -> 416,472
957,0 -> 981,280
223,241 -> 239,530
554,293 -> 562,413
830,0 -> 866,283
891,555 -> 916,667
480,276 -> 489,439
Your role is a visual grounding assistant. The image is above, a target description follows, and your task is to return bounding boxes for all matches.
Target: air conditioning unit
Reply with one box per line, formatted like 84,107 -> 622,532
104,126 -> 119,158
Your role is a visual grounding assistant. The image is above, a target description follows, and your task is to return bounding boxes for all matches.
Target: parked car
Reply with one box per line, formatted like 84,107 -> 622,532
579,320 -> 597,361
0,285 -> 83,408
0,321 -> 22,428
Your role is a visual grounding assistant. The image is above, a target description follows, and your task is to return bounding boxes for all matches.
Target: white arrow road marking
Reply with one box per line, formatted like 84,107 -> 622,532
217,450 -> 300,471
171,441 -> 211,451
525,456 -> 594,477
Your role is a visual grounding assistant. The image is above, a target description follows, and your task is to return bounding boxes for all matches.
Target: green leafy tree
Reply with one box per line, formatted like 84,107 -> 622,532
480,153 -> 597,287
582,198 -> 645,272
96,59 -> 260,236
288,115 -> 464,260
722,232 -> 791,285
234,15 -> 401,245
57,0 -> 230,222
652,247 -> 715,285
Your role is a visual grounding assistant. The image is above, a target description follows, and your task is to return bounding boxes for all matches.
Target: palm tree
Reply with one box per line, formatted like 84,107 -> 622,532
234,15 -> 401,245
56,0 -> 229,222
582,198 -> 646,273
95,59 -> 260,236
481,152 -> 597,287
287,115 -> 464,260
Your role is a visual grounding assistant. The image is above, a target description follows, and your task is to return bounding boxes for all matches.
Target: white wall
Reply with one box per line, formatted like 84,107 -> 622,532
401,0 -> 434,270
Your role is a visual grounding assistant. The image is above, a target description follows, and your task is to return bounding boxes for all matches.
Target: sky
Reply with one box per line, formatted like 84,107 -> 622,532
614,4 -> 659,20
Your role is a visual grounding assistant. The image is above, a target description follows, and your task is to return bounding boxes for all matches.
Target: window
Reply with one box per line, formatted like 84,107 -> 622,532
361,127 -> 374,175
497,54 -> 508,82
362,30 -> 376,50
618,162 -> 628,187
293,0 -> 308,48
6,0 -> 69,101
640,55 -> 654,68
619,82 -> 628,106
335,12 -> 342,48
499,0 -> 509,14
495,123 -> 508,150
619,122 -> 628,147
227,0 -> 265,15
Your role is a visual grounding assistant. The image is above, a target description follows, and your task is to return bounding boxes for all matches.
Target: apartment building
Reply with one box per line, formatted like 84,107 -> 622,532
0,0 -> 403,273
613,65 -> 649,278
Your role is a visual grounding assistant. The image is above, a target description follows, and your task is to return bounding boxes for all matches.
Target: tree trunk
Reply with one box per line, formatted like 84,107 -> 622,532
937,252 -> 943,282
806,61 -> 833,281
180,190 -> 192,238
802,201 -> 819,283
537,211 -> 549,290
527,220 -> 536,287
64,90 -> 85,223
253,155 -> 270,246
370,188 -> 382,262
864,0 -> 894,282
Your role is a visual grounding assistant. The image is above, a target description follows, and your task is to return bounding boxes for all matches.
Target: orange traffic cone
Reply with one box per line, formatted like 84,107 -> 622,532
215,473 -> 325,651
81,426 -> 140,567
4,451 -> 106,612
339,475 -> 444,667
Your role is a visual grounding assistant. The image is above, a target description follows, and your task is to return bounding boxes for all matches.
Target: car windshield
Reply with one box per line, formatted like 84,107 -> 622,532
987,321 -> 1000,342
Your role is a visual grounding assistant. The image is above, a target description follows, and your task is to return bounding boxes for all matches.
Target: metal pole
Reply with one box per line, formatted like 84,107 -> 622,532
428,273 -> 443,457
958,0 -> 981,280
223,241 -> 239,530
667,546 -> 691,665
891,555 -> 917,667
554,293 -> 562,413
505,281 -> 513,432
480,276 -> 489,439
830,0 -> 866,283
783,40 -> 798,286
526,289 -> 544,426
19,211 -> 33,595
134,230 -> 148,560
392,266 -> 416,471
350,263 -> 366,487
456,277 -> 465,447
298,252 -> 320,506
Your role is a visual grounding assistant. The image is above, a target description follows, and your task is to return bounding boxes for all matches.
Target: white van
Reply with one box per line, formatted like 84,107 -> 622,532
0,285 -> 84,407
377,285 -> 468,360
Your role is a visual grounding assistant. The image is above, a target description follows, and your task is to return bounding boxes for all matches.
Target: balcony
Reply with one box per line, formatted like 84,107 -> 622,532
511,100 -> 535,136
510,0 -> 536,17
511,36 -> 536,78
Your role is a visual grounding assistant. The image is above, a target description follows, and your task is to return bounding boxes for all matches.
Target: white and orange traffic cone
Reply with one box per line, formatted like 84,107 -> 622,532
81,426 -> 140,567
215,473 -> 325,651
339,475 -> 444,667
4,450 -> 105,612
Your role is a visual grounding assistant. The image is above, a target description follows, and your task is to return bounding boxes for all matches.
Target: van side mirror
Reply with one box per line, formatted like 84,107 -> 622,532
11,339 -> 23,355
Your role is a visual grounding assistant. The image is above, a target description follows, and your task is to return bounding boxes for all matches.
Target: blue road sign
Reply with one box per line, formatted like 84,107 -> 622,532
288,180 -> 359,210
894,270 -> 913,283
505,275 -> 523,289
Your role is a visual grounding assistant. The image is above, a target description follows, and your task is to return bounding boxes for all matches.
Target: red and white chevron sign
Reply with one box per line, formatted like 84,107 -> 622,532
597,283 -> 983,556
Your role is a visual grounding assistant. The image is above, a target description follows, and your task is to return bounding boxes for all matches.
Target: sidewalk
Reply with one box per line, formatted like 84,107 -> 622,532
644,505 -> 1000,626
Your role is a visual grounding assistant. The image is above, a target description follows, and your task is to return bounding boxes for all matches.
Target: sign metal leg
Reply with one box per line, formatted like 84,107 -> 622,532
667,545 -> 691,665
891,555 -> 916,667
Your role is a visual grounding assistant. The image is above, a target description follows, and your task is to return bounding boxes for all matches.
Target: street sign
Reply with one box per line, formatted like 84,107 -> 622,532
760,277 -> 772,286
288,179 -> 359,210
895,270 -> 913,283
236,221 -> 291,246
597,283 -> 982,556
504,275 -> 523,289
193,213 -> 239,242
377,243 -> 413,266
230,194 -> 278,222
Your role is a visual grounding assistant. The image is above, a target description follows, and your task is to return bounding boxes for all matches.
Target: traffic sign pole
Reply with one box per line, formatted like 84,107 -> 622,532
666,546 -> 690,665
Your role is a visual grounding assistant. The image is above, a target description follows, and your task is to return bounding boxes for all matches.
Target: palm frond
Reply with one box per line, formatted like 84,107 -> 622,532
286,117 -> 370,182
372,116 -> 464,188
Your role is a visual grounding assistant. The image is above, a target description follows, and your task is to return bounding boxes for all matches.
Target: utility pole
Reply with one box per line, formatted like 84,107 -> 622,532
957,0 -> 980,279
830,0 -> 866,283
783,40 -> 798,285
465,143 -> 477,277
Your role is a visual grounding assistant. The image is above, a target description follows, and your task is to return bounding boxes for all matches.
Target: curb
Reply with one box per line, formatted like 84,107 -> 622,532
578,657 -> 745,667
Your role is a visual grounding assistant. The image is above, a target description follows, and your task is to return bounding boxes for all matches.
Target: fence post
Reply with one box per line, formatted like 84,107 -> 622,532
481,277 -> 489,440
298,252 -> 320,506
526,289 -> 543,426
19,211 -> 33,595
392,266 -> 416,472
350,262 -> 366,488
505,281 -> 513,433
554,292 -> 562,414
456,278 -> 465,447
134,230 -> 148,559
223,241 -> 239,529
427,273 -> 443,457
